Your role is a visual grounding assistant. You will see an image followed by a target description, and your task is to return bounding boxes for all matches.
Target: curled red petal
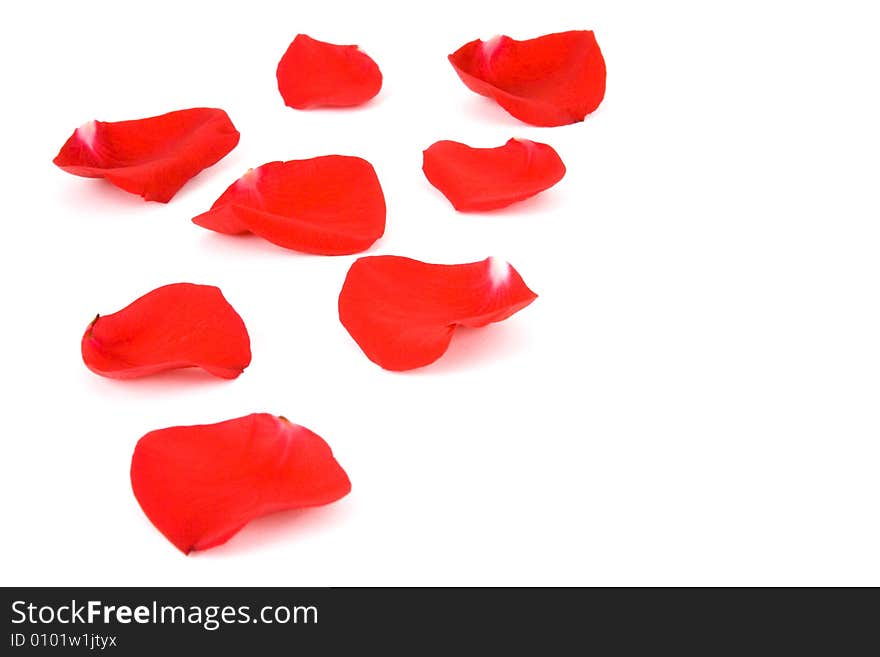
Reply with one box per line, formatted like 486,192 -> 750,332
82,283 -> 251,380
193,157 -> 386,255
277,34 -> 382,109
338,256 -> 537,371
448,31 -> 606,127
131,413 -> 351,553
423,138 -> 566,211
53,108 -> 240,202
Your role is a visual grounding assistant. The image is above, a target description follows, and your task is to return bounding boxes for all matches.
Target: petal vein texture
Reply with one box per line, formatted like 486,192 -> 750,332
53,108 -> 240,202
193,156 -> 386,255
131,413 -> 351,553
448,31 -> 606,126
338,256 -> 537,370
81,283 -> 251,380
422,138 -> 565,211
277,34 -> 382,109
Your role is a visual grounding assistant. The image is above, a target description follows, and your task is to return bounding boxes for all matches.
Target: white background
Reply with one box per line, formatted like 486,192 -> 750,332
1,0 -> 878,586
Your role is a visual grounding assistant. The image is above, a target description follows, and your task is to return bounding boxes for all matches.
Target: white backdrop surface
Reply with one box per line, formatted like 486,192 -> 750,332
1,1 -> 878,585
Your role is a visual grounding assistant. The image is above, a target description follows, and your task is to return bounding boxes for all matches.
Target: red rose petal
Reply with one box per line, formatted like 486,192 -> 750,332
277,34 -> 382,109
192,157 -> 386,255
82,283 -> 251,380
53,108 -> 240,202
338,256 -> 537,371
422,138 -> 566,211
448,31 -> 606,127
131,413 -> 351,553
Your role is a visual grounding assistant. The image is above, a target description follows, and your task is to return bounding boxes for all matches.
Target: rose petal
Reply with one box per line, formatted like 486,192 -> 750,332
277,34 -> 382,109
131,413 -> 351,553
82,283 -> 251,380
338,256 -> 537,370
448,31 -> 606,127
423,138 -> 565,211
53,108 -> 240,202
192,157 -> 386,255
